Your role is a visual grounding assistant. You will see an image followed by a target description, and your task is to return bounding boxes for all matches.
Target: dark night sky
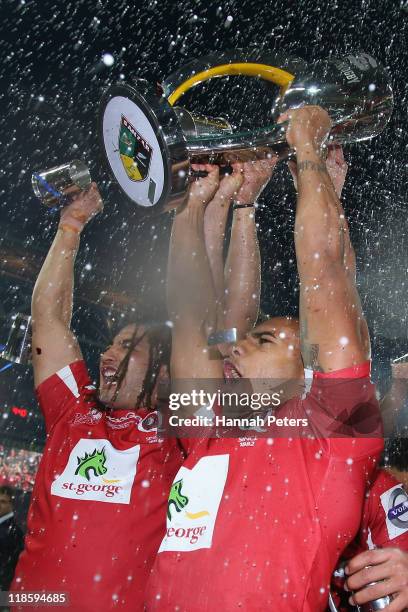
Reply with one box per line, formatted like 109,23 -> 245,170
0,0 -> 407,448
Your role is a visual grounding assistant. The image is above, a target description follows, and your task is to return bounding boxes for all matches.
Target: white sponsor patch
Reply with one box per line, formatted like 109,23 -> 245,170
159,455 -> 229,553
380,483 -> 408,540
51,439 -> 140,504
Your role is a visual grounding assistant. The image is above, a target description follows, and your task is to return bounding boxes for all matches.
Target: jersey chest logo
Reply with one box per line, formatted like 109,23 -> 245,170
380,483 -> 408,539
51,439 -> 140,504
159,454 -> 229,553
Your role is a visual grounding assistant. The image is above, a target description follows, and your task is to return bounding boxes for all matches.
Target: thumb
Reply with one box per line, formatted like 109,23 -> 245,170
277,112 -> 290,125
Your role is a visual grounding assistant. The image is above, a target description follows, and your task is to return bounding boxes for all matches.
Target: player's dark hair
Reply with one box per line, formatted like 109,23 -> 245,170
0,485 -> 15,503
110,323 -> 171,410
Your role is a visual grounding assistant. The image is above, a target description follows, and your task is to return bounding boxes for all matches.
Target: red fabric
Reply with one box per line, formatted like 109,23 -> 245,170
331,469 -> 408,611
145,367 -> 383,612
11,361 -> 184,612
313,360 -> 371,380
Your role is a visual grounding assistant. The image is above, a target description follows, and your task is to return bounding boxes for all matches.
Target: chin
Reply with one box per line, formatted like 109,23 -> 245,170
97,387 -> 115,406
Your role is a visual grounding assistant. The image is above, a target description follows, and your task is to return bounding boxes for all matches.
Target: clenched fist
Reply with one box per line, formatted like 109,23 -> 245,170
59,182 -> 103,234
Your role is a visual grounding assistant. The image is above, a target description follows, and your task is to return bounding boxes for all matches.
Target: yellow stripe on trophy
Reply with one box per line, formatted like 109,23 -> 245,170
167,62 -> 294,106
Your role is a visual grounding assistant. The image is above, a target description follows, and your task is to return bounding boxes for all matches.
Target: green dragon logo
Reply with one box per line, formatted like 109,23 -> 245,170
75,447 -> 108,481
167,479 -> 189,521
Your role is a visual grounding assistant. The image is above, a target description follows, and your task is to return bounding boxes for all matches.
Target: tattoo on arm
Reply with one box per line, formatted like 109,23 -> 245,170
297,160 -> 328,173
297,159 -> 347,264
301,341 -> 322,372
300,310 -> 323,372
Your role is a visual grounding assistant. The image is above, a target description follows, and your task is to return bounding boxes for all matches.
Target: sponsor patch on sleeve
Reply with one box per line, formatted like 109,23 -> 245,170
380,484 -> 408,540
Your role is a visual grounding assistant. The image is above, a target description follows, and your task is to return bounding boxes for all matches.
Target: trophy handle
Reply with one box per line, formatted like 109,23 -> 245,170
162,50 -> 307,106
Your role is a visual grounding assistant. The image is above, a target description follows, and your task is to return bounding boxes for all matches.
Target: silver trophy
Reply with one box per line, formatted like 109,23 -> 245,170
32,159 -> 91,207
98,49 -> 393,214
0,313 -> 32,365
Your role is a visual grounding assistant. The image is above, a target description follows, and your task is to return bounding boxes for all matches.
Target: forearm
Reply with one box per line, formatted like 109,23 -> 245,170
225,207 -> 260,335
32,227 -> 80,329
203,193 -> 231,327
295,148 -> 346,273
167,205 -> 217,332
295,148 -> 364,369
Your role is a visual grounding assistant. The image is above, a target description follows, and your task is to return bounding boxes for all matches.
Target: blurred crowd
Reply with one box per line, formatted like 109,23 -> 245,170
0,445 -> 41,492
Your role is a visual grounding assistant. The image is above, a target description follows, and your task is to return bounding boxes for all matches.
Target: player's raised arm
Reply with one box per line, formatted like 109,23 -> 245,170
31,183 -> 103,387
167,165 -> 224,380
223,158 -> 278,339
203,159 -> 277,353
203,167 -> 244,333
283,106 -> 368,372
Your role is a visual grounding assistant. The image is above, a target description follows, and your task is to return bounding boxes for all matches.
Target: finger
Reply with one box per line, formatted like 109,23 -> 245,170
349,581 -> 397,606
277,112 -> 290,124
350,577 -> 399,606
347,562 -> 393,591
383,592 -> 408,612
264,153 -> 279,166
346,549 -> 392,575
207,166 -> 220,179
231,161 -> 244,174
191,163 -> 208,173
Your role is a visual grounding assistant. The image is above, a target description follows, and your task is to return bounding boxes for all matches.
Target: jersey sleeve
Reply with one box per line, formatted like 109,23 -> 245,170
331,470 -> 408,612
35,360 -> 95,432
304,361 -> 383,447
331,469 -> 408,610
360,469 -> 408,548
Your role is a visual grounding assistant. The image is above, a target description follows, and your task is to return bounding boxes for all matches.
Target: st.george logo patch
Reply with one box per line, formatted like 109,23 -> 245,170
119,115 -> 152,181
380,483 -> 408,539
159,455 -> 229,553
51,439 -> 140,504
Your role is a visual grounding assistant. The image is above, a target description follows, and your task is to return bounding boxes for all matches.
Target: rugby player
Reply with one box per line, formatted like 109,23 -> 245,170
11,184 -> 184,611
145,106 -> 384,611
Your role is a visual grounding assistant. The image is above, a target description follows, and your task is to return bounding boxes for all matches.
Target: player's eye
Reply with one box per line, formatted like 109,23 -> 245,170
259,334 -> 275,344
251,332 -> 275,344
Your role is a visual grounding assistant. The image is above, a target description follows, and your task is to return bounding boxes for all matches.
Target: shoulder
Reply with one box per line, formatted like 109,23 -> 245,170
36,360 -> 96,408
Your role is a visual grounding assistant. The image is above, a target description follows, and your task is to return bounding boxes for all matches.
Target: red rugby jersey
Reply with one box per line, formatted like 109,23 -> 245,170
11,361 -> 184,611
145,363 -> 384,612
331,469 -> 408,611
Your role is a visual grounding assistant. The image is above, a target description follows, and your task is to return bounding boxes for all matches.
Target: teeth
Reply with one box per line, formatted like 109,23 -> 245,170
102,367 -> 118,384
224,361 -> 241,379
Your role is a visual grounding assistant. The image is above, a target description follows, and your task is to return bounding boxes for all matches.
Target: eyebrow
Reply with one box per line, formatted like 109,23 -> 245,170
251,330 -> 276,339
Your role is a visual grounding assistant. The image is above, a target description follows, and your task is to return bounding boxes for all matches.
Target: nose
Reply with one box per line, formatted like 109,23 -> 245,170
101,344 -> 119,362
230,344 -> 244,358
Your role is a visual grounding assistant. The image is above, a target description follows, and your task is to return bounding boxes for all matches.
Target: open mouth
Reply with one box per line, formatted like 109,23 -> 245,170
101,366 -> 119,386
223,360 -> 242,380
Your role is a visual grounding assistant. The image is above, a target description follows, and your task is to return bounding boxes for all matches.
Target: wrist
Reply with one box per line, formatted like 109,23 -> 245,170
57,224 -> 83,245
232,202 -> 256,210
232,202 -> 257,221
295,145 -> 323,159
58,221 -> 84,234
